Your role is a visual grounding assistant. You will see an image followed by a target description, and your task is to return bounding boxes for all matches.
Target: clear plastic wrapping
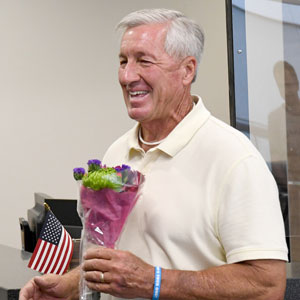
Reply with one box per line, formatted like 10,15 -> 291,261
74,161 -> 144,300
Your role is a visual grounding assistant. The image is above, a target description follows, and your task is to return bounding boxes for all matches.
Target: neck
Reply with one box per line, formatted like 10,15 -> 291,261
138,98 -> 195,151
138,127 -> 167,146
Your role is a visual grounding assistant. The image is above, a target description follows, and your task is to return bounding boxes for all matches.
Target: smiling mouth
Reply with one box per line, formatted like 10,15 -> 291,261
128,91 -> 149,99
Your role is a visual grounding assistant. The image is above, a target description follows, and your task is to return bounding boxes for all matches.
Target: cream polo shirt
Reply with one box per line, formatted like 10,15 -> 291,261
103,96 -> 288,274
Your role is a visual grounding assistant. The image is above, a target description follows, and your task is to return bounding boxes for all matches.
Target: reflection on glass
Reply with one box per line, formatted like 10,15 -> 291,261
283,61 -> 300,261
235,0 -> 300,261
283,62 -> 300,182
270,61 -> 289,239
271,60 -> 300,259
280,0 -> 300,261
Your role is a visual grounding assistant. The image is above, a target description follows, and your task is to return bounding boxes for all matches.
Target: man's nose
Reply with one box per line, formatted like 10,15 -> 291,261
120,62 -> 140,84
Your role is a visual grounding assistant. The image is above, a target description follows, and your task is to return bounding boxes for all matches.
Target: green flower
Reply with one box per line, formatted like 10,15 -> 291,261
82,167 -> 122,191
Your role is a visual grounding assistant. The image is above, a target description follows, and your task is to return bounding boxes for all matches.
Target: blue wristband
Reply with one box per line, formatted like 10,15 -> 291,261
152,266 -> 162,300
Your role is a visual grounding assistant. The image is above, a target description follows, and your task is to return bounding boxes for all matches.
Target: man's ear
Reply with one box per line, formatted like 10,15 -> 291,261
182,56 -> 197,86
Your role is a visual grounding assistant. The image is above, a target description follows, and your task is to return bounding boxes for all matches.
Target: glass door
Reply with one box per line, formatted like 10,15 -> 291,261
227,0 -> 300,262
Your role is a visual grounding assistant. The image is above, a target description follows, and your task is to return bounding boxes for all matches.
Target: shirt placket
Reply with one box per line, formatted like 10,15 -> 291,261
138,148 -> 160,175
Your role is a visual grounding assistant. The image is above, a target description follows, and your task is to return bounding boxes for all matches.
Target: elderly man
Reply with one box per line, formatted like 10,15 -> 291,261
20,8 -> 288,300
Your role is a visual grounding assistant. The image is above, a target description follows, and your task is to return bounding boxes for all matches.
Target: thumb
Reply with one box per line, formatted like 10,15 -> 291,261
33,274 -> 60,290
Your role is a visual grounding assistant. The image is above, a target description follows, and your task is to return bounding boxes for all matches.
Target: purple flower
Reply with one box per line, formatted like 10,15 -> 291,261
87,159 -> 102,172
121,164 -> 130,170
114,164 -> 131,172
73,168 -> 85,180
87,159 -> 101,166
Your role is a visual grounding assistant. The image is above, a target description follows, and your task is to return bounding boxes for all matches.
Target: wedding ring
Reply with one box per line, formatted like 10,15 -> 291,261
100,271 -> 105,283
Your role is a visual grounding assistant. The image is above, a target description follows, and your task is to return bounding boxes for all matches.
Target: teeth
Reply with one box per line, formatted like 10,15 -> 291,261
129,91 -> 148,96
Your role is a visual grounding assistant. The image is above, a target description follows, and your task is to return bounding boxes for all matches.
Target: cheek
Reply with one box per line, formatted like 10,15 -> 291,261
152,72 -> 180,94
167,73 -> 183,92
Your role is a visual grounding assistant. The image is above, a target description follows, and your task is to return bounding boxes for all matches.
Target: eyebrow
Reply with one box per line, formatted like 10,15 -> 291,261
119,51 -> 156,60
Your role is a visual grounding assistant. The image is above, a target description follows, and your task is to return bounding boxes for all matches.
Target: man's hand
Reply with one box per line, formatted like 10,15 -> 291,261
83,247 -> 154,299
84,249 -> 286,300
19,267 -> 80,300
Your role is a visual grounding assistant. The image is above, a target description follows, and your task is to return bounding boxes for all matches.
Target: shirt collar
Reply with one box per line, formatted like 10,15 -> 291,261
126,95 -> 211,157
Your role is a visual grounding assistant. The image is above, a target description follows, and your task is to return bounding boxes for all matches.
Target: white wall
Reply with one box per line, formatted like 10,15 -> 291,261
0,0 -> 229,249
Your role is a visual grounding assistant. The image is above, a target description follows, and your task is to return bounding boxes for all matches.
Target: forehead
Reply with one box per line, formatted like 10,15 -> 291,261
119,23 -> 168,56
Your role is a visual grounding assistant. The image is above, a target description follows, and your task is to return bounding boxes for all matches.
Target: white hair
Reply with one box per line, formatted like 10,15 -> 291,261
116,8 -> 205,82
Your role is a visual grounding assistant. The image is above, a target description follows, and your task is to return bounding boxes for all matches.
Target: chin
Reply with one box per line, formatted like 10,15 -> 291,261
127,108 -> 149,122
128,113 -> 145,122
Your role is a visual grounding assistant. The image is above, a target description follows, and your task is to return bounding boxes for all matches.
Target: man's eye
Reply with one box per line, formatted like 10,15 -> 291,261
120,60 -> 127,66
140,59 -> 152,65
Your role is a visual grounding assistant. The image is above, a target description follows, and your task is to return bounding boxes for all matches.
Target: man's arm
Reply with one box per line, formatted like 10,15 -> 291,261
160,259 -> 286,300
83,248 -> 286,300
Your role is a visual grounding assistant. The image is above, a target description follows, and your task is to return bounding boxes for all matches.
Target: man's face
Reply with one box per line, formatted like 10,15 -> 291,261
118,23 -> 186,124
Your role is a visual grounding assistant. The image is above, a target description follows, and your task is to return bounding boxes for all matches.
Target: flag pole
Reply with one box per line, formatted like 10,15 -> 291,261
44,202 -> 51,211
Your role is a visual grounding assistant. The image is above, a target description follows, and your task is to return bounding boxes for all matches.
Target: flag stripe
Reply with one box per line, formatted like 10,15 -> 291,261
47,228 -> 65,274
53,231 -> 69,274
62,235 -> 74,274
44,243 -> 59,274
38,243 -> 52,272
36,242 -> 50,272
57,234 -> 70,275
30,240 -> 47,270
28,239 -> 43,269
49,229 -> 67,274
63,237 -> 74,273
40,243 -> 55,273
58,234 -> 74,275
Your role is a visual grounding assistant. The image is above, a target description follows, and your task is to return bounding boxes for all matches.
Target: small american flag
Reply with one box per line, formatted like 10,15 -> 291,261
28,210 -> 74,275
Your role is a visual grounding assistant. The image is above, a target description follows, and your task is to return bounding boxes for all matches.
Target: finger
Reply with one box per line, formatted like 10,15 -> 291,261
19,279 -> 37,300
33,274 -> 58,290
84,271 -> 111,284
84,247 -> 114,260
85,281 -> 111,294
82,258 -> 110,272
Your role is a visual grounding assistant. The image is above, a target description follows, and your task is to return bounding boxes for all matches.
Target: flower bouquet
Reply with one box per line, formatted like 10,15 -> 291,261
73,159 -> 144,300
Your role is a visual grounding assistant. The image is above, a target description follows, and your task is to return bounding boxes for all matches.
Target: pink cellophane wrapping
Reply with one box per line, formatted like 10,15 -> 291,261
80,185 -> 141,248
79,171 -> 144,248
78,168 -> 144,299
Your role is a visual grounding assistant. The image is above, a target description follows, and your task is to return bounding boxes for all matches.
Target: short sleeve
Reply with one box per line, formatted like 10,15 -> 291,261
217,155 -> 288,263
